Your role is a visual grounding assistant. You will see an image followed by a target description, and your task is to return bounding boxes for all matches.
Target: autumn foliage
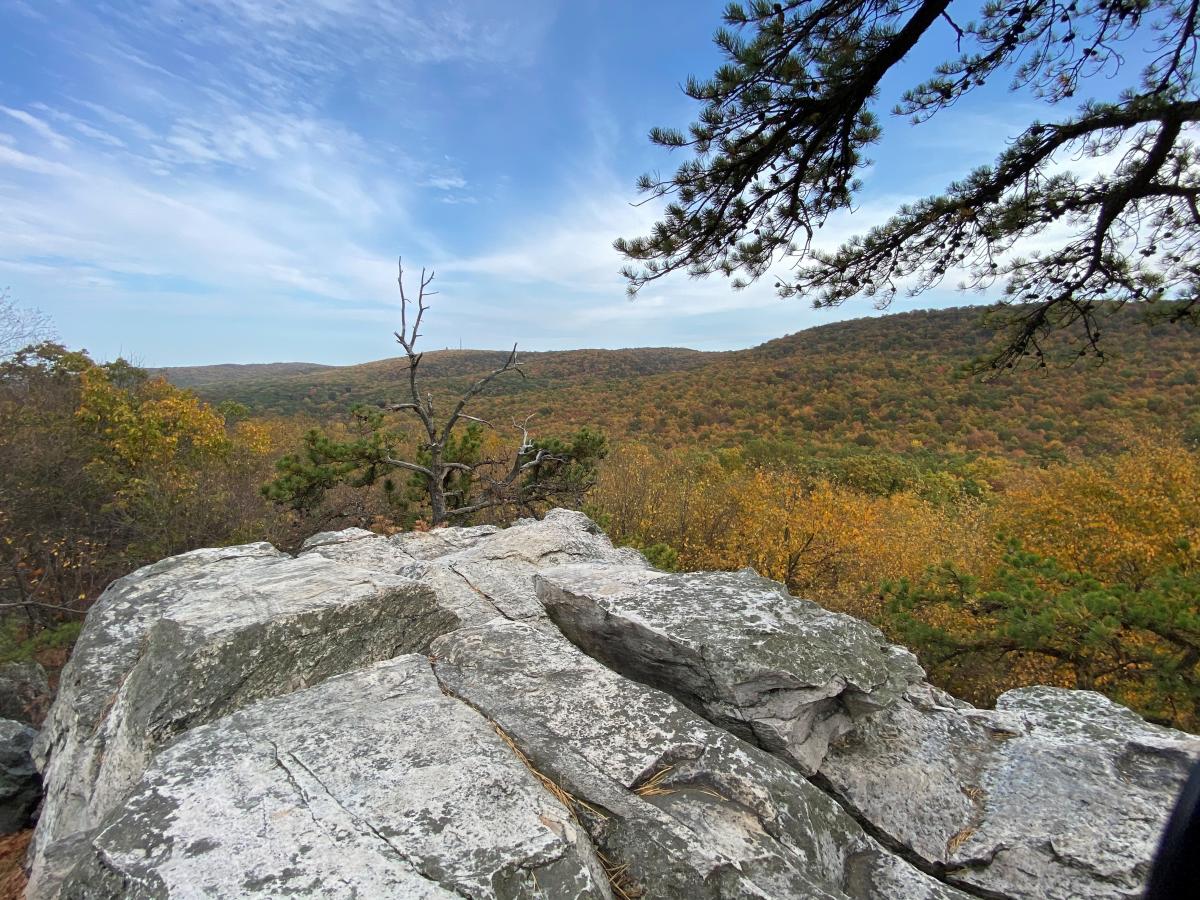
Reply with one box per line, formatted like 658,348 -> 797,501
3,304 -> 1198,732
589,444 -> 990,616
0,344 -> 286,662
588,432 -> 1200,729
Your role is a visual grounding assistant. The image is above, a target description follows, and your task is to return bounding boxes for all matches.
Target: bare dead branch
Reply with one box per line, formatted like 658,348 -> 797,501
442,343 -> 521,437
457,413 -> 494,429
382,457 -> 434,479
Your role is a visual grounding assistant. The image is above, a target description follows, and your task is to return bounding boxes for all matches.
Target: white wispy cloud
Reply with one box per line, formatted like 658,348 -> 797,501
0,105 -> 72,150
0,144 -> 78,177
0,0 -> 557,364
2,0 -> 1092,364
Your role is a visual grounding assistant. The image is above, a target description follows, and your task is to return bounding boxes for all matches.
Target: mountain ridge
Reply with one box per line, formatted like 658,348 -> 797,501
157,305 -> 1200,460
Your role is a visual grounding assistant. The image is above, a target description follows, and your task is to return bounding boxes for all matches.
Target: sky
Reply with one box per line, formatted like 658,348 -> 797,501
0,1 -> 1138,365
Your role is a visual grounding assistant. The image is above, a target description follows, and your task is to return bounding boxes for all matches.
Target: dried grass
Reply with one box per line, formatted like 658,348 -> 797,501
490,724 -> 607,822
632,765 -> 676,798
960,784 -> 984,803
490,724 -> 643,897
595,850 -> 645,900
946,825 -> 975,855
0,830 -> 30,900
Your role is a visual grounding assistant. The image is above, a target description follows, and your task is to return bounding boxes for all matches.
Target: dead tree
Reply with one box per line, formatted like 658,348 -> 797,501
263,260 -> 603,528
385,260 -> 569,525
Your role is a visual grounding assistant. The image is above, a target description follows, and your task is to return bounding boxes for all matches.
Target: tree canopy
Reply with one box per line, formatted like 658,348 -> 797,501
0,343 -> 279,658
616,0 -> 1199,367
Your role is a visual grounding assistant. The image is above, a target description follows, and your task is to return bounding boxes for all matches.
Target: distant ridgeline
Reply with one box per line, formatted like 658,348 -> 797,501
158,304 -> 1200,461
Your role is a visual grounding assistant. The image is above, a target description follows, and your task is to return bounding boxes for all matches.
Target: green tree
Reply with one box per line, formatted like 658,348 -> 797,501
617,0 -> 1199,368
263,263 -> 608,526
883,541 -> 1200,728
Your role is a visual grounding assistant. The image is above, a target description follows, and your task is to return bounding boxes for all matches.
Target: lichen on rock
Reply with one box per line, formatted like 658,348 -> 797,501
536,563 -> 925,773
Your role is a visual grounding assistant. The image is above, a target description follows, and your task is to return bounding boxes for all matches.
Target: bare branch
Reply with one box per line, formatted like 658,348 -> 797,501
441,343 -> 521,439
274,260 -> 595,527
457,413 -> 494,429
0,600 -> 87,615
382,457 -> 434,479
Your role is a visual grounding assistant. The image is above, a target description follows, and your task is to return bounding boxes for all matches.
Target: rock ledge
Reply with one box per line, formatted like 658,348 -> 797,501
24,511 -> 1198,900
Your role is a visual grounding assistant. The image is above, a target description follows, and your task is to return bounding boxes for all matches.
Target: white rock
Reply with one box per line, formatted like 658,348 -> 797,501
818,682 -> 1200,900
431,620 -> 969,900
30,542 -> 456,891
536,563 -> 924,772
57,656 -> 611,899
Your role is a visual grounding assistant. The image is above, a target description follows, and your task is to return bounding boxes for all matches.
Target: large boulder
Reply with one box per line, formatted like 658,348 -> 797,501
0,719 -> 40,834
55,656 -> 610,899
431,620 -> 968,900
536,564 -> 924,772
0,661 -> 51,726
533,561 -> 1198,900
818,682 -> 1200,900
30,541 -> 456,885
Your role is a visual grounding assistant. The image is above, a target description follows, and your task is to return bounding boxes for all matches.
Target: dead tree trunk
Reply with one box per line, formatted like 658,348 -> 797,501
385,260 -> 554,526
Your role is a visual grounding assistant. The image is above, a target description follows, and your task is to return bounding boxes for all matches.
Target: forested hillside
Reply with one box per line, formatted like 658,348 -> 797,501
169,305 -> 1200,461
6,304 -> 1198,732
149,362 -> 334,388
166,347 -> 716,414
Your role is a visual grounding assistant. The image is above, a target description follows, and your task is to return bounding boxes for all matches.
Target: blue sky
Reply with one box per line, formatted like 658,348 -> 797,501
0,1 -> 1130,365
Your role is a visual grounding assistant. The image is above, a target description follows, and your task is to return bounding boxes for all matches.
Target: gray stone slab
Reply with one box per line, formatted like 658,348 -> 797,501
431,621 -> 968,900
819,682 -> 1200,900
31,543 -> 456,887
55,657 -> 610,899
536,563 -> 923,772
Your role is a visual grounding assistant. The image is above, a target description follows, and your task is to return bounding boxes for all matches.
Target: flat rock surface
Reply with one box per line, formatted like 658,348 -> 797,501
818,682 -> 1200,900
431,620 -> 968,900
30,542 -> 455,887
536,564 -> 924,772
55,657 -> 610,899
306,510 -> 649,627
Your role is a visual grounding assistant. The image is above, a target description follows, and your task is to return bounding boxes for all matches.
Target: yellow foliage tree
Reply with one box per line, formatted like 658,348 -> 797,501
0,346 -> 280,655
1000,433 -> 1200,586
591,443 -> 983,617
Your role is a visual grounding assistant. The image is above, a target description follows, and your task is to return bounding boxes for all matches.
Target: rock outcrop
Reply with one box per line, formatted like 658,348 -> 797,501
819,682 -> 1200,900
0,661 -> 51,726
301,510 -> 648,627
56,657 -> 609,899
0,719 -> 40,834
535,560 -> 1200,900
432,621 -> 966,899
536,564 -> 924,773
24,510 -> 1199,899
29,542 -> 454,885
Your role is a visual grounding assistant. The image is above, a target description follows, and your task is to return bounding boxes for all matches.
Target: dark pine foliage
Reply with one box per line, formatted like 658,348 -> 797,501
617,0 -> 1200,368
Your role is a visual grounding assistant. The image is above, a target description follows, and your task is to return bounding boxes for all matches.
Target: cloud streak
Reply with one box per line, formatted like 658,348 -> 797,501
0,0 -> 1110,365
